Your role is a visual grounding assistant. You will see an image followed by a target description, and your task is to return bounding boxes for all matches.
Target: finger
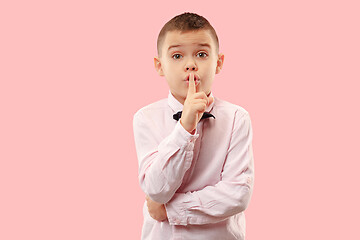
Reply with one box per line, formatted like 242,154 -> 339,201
193,103 -> 207,113
187,73 -> 196,96
192,92 -> 208,102
207,96 -> 214,106
191,99 -> 208,105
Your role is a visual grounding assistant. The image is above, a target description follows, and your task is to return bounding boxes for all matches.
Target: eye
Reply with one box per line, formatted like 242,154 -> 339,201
197,52 -> 208,58
172,54 -> 182,60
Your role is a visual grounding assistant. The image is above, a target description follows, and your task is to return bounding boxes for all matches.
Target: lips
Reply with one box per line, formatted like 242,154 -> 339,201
185,74 -> 200,81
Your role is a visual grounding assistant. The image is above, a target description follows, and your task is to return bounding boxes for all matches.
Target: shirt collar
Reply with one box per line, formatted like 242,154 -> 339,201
167,90 -> 215,113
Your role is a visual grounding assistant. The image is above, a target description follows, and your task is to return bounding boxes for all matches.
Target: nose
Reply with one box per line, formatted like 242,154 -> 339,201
185,58 -> 197,71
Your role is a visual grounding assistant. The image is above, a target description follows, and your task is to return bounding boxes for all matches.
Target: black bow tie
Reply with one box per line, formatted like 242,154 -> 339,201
173,111 -> 215,121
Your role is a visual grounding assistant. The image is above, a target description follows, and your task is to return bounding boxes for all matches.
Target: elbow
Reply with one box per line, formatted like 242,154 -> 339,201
237,199 -> 250,213
147,192 -> 171,204
145,185 -> 174,204
234,186 -> 253,213
140,175 -> 175,204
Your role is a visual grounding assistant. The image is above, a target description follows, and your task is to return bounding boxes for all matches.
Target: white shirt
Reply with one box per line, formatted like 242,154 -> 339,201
133,91 -> 255,240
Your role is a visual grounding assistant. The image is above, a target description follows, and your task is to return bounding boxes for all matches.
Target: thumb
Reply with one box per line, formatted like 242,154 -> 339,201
207,96 -> 214,106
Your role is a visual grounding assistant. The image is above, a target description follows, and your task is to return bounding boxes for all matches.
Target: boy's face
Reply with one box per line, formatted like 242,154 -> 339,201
154,29 -> 224,104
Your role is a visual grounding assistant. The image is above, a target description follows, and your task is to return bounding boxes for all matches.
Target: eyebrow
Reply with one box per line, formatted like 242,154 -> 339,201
167,43 -> 211,52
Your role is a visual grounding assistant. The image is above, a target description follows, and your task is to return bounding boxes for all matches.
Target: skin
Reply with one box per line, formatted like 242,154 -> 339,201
145,195 -> 168,222
146,29 -> 225,222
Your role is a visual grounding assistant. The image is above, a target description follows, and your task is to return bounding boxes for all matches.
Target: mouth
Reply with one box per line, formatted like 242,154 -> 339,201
185,74 -> 200,82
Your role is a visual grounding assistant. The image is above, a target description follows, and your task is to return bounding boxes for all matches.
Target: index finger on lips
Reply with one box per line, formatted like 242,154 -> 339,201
187,73 -> 196,96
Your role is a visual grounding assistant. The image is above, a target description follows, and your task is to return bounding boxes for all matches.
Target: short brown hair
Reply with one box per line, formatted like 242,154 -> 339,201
157,12 -> 219,57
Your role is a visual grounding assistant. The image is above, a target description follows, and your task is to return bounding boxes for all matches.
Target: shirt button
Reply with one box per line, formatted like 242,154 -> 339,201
175,218 -> 181,224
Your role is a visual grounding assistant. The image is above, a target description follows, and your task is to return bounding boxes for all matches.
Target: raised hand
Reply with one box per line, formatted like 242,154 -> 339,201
180,73 -> 214,134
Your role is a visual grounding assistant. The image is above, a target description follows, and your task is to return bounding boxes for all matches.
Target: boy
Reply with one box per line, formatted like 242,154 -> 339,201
133,12 -> 254,240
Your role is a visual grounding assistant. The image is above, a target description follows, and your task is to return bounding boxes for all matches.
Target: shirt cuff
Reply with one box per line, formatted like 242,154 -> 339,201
165,192 -> 192,226
170,121 -> 199,151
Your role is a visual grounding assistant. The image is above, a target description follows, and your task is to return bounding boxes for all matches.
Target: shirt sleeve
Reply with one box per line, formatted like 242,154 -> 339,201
133,110 -> 200,204
164,111 -> 255,226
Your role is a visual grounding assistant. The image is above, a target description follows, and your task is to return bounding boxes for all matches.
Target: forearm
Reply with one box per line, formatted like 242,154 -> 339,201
139,140 -> 195,203
165,175 -> 253,225
134,115 -> 199,204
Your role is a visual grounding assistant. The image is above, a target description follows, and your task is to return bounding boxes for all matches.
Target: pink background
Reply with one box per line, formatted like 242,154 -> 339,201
1,0 -> 359,239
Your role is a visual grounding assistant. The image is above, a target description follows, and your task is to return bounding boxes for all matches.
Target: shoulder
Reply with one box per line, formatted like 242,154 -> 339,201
213,97 -> 253,137
213,96 -> 250,120
133,98 -> 168,120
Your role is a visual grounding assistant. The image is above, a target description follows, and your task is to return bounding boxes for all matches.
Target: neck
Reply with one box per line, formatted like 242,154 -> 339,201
176,96 -> 186,105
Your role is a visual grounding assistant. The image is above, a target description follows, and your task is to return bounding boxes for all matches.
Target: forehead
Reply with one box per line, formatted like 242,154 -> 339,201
163,30 -> 215,51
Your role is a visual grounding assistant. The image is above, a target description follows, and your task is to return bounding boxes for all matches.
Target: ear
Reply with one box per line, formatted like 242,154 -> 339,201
154,57 -> 164,76
215,53 -> 224,74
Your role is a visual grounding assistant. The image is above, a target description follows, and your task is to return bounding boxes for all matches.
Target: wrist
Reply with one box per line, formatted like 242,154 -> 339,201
180,119 -> 195,134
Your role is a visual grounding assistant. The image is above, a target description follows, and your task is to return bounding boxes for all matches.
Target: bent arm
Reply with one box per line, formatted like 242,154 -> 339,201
164,112 -> 254,225
133,110 -> 199,204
